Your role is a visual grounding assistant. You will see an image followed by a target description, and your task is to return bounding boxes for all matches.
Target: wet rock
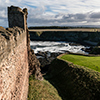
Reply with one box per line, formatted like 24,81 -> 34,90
36,51 -> 62,73
69,42 -> 82,46
81,46 -> 93,53
36,51 -> 45,57
51,52 -> 62,57
90,46 -> 100,54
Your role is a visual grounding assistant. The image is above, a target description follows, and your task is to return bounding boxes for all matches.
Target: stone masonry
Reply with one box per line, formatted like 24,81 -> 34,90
0,26 -> 29,100
8,5 -> 43,80
0,6 -> 42,100
8,6 -> 27,31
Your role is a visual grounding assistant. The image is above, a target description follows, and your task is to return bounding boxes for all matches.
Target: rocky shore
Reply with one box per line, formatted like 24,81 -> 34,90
33,43 -> 100,74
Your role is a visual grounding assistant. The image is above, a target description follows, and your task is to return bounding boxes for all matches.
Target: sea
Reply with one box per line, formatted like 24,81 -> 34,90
30,41 -> 89,55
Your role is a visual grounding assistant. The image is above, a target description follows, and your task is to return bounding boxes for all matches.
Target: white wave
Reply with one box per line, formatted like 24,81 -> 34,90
30,41 -> 88,54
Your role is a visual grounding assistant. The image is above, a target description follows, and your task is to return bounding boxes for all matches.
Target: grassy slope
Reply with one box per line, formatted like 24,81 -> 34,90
28,75 -> 62,100
45,57 -> 100,100
61,54 -> 100,72
28,54 -> 100,100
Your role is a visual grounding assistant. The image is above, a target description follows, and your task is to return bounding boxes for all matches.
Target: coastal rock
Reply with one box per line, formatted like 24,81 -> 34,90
36,52 -> 61,69
90,46 -> 100,54
27,33 -> 43,80
29,31 -> 100,46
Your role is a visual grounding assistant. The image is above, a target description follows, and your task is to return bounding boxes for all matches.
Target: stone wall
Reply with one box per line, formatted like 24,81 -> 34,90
8,6 -> 27,31
0,27 -> 29,100
0,6 -> 42,100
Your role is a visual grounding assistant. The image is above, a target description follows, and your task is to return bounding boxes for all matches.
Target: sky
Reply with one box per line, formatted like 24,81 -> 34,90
1,0 -> 100,27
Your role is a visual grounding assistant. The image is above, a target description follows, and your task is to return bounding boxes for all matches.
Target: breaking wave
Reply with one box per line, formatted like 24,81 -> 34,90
30,41 -> 89,54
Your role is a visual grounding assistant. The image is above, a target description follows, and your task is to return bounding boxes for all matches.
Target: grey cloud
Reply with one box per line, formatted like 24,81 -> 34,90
75,14 -> 87,19
90,12 -> 100,19
54,13 -> 88,23
27,11 -> 100,26
1,4 -> 100,27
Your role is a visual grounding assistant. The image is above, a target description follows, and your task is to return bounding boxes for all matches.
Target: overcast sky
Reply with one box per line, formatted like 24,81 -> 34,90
1,0 -> 100,27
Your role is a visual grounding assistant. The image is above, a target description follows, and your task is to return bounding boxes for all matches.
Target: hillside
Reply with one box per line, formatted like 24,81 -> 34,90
28,75 -> 62,100
29,29 -> 100,46
44,55 -> 100,100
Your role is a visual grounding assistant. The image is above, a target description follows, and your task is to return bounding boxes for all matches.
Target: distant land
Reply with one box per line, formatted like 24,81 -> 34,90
28,26 -> 100,32
28,25 -> 100,29
1,25 -> 100,29
29,28 -> 100,32
28,26 -> 100,46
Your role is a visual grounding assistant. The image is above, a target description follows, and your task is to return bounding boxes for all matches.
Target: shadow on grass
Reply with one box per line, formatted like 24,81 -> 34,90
40,64 -> 65,100
41,58 -> 100,100
43,75 -> 66,100
41,60 -> 76,100
42,63 -> 74,100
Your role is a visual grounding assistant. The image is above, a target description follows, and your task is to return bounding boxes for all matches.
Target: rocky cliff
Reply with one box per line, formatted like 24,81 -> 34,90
29,31 -> 100,45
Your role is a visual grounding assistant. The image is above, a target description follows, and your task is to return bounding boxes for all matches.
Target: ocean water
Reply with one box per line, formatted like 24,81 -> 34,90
30,41 -> 89,54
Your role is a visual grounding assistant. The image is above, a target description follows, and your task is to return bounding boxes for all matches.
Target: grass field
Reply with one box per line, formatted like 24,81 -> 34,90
60,54 -> 100,72
28,75 -> 62,100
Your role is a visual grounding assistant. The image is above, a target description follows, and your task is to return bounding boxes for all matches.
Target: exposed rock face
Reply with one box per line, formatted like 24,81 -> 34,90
27,33 -> 43,80
36,51 -> 61,67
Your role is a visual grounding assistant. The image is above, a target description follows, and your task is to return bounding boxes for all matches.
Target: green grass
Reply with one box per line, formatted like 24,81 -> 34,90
28,75 -> 62,100
45,58 -> 100,100
28,54 -> 100,100
60,54 -> 100,72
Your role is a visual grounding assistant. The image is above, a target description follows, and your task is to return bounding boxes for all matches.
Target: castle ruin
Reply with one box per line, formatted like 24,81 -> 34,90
0,6 -> 42,100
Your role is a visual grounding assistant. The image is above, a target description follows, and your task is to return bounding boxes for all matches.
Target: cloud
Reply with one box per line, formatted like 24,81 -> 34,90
1,0 -> 100,27
89,12 -> 100,19
28,10 -> 100,26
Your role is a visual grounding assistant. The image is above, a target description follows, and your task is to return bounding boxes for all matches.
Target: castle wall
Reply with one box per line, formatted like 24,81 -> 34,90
0,5 -> 29,100
0,27 -> 29,100
8,6 -> 27,31
0,5 -> 43,100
